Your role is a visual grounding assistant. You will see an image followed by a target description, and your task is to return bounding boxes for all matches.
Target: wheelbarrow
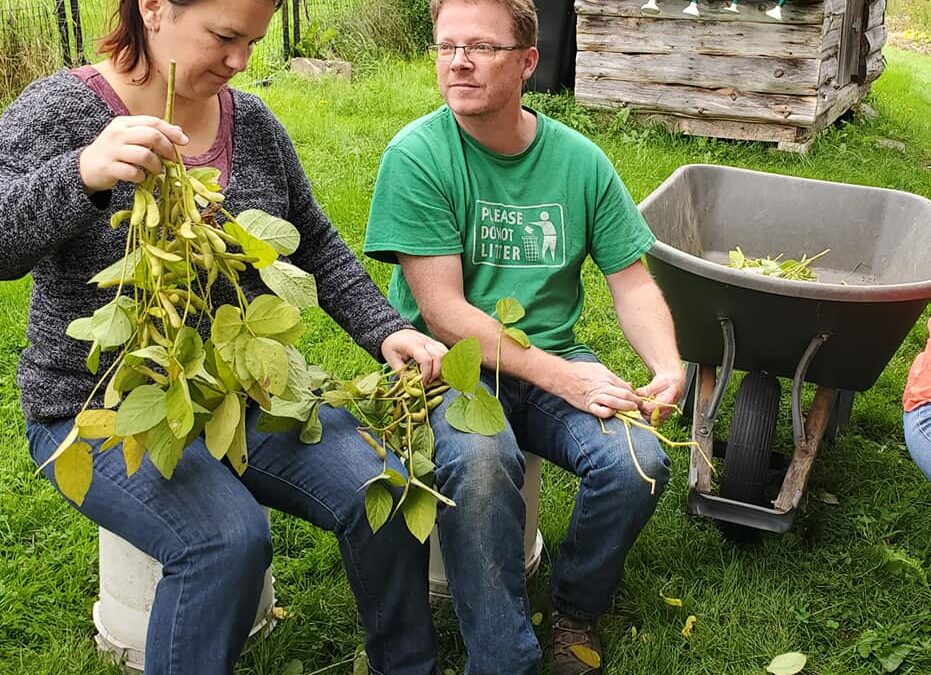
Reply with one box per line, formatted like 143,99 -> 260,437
638,164 -> 931,534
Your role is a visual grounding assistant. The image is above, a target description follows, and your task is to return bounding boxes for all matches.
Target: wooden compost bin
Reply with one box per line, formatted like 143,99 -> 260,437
574,0 -> 887,151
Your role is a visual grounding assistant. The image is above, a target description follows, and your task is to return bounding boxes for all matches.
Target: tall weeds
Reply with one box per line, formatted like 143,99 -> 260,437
0,1 -> 60,107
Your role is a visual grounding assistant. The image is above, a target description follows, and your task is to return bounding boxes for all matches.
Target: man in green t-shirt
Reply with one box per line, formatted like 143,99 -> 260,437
364,1 -> 684,673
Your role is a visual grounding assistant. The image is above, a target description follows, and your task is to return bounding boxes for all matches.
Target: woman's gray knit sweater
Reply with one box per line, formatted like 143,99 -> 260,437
0,71 -> 410,421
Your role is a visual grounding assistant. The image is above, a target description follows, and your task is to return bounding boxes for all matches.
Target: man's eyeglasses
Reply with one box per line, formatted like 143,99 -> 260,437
428,43 -> 527,63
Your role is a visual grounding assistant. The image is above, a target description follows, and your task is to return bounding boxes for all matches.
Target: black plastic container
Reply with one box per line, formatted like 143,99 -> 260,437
527,0 -> 576,93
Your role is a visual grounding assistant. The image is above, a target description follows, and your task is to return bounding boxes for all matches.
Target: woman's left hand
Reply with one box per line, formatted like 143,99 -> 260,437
381,329 -> 447,383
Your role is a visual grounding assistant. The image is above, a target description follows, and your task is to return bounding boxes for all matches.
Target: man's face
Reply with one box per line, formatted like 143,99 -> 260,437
434,0 -> 537,119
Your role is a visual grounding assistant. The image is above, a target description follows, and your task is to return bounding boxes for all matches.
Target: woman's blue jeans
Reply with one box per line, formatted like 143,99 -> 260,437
27,404 -> 438,675
903,404 -> 931,479
430,355 -> 670,675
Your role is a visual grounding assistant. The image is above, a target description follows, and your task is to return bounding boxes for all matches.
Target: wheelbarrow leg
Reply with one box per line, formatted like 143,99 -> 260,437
774,333 -> 835,512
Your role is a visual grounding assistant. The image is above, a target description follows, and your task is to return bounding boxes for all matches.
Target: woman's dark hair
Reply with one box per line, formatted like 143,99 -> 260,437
99,0 -> 282,83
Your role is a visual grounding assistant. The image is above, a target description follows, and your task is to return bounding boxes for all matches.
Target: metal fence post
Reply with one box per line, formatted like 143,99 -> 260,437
70,0 -> 86,64
55,0 -> 72,66
281,0 -> 290,60
292,0 -> 301,51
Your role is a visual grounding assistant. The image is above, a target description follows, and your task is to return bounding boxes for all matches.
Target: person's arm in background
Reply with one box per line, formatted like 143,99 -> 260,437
399,253 -> 640,418
605,260 -> 684,423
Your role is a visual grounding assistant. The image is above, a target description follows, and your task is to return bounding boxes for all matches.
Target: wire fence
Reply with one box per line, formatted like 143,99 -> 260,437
0,0 -> 367,103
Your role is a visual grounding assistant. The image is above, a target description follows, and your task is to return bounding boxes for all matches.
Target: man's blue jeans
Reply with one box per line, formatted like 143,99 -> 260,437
27,404 -> 437,675
903,404 -> 931,479
431,354 -> 670,675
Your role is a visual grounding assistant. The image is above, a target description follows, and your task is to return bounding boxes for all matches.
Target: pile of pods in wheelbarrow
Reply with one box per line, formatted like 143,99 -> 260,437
639,164 -> 931,537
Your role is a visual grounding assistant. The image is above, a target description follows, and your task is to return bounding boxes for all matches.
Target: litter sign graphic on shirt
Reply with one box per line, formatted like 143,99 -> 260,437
471,200 -> 566,268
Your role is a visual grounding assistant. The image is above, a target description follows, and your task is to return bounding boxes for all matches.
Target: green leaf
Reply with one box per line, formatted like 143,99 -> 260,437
400,484 -> 437,544
878,645 -> 910,672
204,393 -> 241,460
88,250 -> 141,286
115,385 -> 167,436
465,387 -> 506,435
245,336 -> 290,396
353,371 -> 382,397
765,652 -> 807,675
245,295 -> 301,337
226,412 -> 249,476
411,452 -> 435,478
92,299 -> 134,348
165,377 -> 194,439
128,345 -> 170,368
35,425 -> 79,473
267,396 -> 314,421
236,209 -> 300,256
54,442 -> 93,505
503,326 -> 531,348
104,376 -> 122,408
495,297 -> 525,325
300,403 -> 322,444
441,337 -> 482,394
411,424 -> 435,460
223,219 -> 278,268
211,305 -> 243,347
86,342 -> 101,375
384,469 -> 407,487
123,435 -> 146,477
175,327 -> 205,377
146,420 -> 185,479
75,410 -> 117,439
281,658 -> 304,675
352,646 -> 369,675
365,482 -> 394,533
66,316 -> 94,342
444,394 -> 472,433
256,413 -> 299,433
259,260 -> 318,310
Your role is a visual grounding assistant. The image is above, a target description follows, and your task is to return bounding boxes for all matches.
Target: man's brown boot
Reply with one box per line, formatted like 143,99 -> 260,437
549,611 -> 603,675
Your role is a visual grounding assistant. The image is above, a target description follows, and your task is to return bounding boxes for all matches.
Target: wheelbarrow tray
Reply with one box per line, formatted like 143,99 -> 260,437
639,165 -> 931,392
637,165 -> 931,533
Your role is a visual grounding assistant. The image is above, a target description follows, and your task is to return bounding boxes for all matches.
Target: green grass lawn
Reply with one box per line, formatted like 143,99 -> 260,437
1,47 -> 930,675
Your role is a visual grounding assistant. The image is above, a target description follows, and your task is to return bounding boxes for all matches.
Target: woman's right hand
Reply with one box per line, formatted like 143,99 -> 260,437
79,116 -> 189,193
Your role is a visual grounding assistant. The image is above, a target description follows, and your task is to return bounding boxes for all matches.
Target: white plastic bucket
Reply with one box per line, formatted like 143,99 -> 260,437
428,452 -> 544,598
93,510 -> 276,673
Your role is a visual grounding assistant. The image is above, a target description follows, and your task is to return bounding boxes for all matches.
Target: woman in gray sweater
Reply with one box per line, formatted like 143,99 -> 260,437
0,0 -> 443,673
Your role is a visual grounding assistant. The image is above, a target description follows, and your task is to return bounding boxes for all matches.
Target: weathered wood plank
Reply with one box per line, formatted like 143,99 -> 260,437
816,81 -> 866,124
865,24 -> 887,52
576,77 -> 818,125
575,0 -> 825,24
865,49 -> 885,82
576,14 -> 824,58
867,0 -> 886,29
576,51 -> 819,95
819,54 -> 839,88
820,27 -> 841,59
817,49 -> 882,98
640,112 -> 803,142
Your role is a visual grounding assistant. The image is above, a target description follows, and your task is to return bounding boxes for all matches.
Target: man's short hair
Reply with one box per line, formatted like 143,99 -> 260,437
430,0 -> 538,48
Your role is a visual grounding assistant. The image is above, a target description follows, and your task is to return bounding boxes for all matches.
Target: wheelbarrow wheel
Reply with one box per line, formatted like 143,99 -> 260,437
719,371 -> 781,541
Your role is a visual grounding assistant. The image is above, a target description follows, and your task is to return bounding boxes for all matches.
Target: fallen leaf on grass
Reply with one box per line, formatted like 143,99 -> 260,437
681,615 -> 697,638
815,491 -> 840,505
766,651 -> 807,674
661,593 -> 683,607
569,645 -> 602,668
531,612 -> 543,626
272,606 -> 292,620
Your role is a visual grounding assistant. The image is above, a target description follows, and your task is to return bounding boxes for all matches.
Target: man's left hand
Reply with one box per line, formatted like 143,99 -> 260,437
381,329 -> 448,383
634,370 -> 685,425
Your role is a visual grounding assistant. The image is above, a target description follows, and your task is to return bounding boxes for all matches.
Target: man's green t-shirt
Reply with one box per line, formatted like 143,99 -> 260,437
364,106 -> 655,356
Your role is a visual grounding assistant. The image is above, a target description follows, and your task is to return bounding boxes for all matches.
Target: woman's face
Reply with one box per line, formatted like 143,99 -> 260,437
142,0 -> 276,99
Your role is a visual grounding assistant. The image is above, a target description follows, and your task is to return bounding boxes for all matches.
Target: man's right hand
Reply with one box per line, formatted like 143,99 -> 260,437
555,360 -> 640,419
